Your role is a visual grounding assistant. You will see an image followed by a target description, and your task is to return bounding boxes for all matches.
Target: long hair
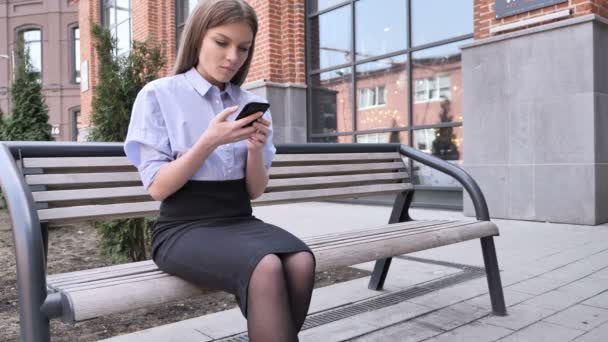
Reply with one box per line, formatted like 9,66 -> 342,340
173,0 -> 258,85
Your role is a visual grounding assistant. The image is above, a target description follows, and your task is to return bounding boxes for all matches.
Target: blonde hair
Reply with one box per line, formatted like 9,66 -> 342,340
173,0 -> 258,85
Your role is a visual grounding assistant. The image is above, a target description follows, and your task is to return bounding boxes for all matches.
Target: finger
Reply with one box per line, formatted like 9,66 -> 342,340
253,131 -> 266,144
235,126 -> 257,139
253,123 -> 270,135
236,111 -> 264,127
216,106 -> 239,121
256,117 -> 270,126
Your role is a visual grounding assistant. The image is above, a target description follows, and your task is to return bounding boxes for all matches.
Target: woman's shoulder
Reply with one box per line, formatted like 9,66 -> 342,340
141,73 -> 190,97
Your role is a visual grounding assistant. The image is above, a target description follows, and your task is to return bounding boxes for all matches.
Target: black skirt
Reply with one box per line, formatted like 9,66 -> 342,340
151,179 -> 314,317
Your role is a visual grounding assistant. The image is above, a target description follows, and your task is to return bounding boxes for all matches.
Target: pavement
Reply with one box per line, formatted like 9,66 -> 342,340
101,201 -> 608,342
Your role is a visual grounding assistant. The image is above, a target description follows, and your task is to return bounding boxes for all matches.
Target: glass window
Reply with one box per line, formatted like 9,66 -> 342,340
355,0 -> 407,60
306,0 -> 472,186
413,126 -> 463,186
71,107 -> 82,141
18,29 -> 42,74
103,0 -> 131,56
308,0 -> 348,14
310,67 -> 353,136
176,0 -> 200,47
72,26 -> 80,84
411,0 -> 473,47
412,40 -> 470,126
309,5 -> 351,71
355,55 -> 408,131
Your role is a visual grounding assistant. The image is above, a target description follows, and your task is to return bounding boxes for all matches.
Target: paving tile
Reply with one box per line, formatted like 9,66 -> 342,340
521,278 -> 608,311
480,303 -> 556,330
498,321 -> 586,342
101,324 -> 212,342
543,304 -> 608,331
571,321 -> 608,342
301,301 -> 432,342
507,276 -> 564,295
582,290 -> 608,309
351,321 -> 441,342
466,289 -> 534,311
415,302 -> 491,331
424,321 -> 512,342
300,316 -> 377,342
409,277 -> 489,310
353,259 -> 462,290
185,308 -> 247,339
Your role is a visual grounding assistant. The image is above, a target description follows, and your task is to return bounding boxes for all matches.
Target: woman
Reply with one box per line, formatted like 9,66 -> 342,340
124,1 -> 315,341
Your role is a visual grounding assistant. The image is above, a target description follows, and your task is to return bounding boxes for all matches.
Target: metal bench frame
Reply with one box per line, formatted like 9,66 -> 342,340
0,142 -> 506,342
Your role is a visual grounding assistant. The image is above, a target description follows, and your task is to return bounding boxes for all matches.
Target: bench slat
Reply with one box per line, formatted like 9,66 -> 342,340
25,162 -> 405,187
270,161 -> 405,177
255,183 -> 411,205
272,152 -> 401,163
37,201 -> 160,222
47,220 -> 498,322
32,186 -> 149,203
48,220 -> 452,286
37,183 -> 411,223
31,172 -> 409,204
26,172 -> 141,186
23,157 -> 133,168
23,152 -> 401,169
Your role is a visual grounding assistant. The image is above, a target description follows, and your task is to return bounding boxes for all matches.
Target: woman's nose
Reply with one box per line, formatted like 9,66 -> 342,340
226,47 -> 239,62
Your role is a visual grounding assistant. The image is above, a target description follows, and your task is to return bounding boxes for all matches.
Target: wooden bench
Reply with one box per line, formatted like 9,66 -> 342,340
0,141 -> 506,342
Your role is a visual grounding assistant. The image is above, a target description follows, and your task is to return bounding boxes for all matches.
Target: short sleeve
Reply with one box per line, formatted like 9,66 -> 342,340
262,109 -> 277,170
124,84 -> 174,189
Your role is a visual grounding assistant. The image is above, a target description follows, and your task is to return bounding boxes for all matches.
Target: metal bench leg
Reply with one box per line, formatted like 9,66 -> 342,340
481,236 -> 507,316
368,257 -> 392,290
368,190 -> 413,291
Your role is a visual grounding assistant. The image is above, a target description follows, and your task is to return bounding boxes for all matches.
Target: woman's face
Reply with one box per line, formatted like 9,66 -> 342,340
196,21 -> 253,89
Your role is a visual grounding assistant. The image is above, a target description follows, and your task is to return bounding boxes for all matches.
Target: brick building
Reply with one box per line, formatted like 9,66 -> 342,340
0,0 -> 80,141
70,0 -> 608,224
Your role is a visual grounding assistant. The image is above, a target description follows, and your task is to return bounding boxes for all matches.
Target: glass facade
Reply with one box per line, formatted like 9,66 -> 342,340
307,0 -> 473,188
102,0 -> 132,56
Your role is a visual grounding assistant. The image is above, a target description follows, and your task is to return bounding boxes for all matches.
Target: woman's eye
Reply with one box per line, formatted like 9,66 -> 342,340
239,47 -> 249,53
215,41 -> 227,47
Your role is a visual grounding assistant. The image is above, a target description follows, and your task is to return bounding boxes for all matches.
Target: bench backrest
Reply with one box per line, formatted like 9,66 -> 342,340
21,151 -> 411,224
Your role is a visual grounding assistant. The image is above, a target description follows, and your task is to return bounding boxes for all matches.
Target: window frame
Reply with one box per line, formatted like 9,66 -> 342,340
69,23 -> 80,84
15,25 -> 43,80
101,0 -> 132,56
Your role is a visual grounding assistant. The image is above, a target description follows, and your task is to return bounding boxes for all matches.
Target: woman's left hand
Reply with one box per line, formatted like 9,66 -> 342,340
246,117 -> 270,152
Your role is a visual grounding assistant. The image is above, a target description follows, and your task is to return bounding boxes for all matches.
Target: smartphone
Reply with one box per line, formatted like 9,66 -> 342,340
235,102 -> 270,126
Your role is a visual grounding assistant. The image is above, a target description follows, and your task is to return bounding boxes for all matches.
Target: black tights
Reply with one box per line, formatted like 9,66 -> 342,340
247,252 -> 315,342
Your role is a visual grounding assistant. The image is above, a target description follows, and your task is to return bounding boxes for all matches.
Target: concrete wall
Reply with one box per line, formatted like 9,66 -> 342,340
244,80 -> 307,144
462,14 -> 608,225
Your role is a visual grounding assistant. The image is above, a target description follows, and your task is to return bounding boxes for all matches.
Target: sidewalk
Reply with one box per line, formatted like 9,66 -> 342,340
103,202 -> 608,342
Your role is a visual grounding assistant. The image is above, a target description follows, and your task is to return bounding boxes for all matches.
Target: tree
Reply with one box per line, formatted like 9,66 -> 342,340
432,98 -> 459,160
2,39 -> 52,141
89,23 -> 165,263
0,106 -> 5,140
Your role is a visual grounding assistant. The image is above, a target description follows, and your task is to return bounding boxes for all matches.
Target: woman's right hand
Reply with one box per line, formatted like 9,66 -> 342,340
200,106 -> 262,148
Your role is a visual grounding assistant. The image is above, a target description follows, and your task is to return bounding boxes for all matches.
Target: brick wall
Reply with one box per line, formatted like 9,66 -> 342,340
475,0 -> 608,39
78,0 -> 305,128
246,0 -> 305,84
78,0 -> 101,129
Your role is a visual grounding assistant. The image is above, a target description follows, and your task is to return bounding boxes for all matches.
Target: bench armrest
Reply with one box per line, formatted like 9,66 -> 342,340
0,143 -> 49,339
398,144 -> 490,221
